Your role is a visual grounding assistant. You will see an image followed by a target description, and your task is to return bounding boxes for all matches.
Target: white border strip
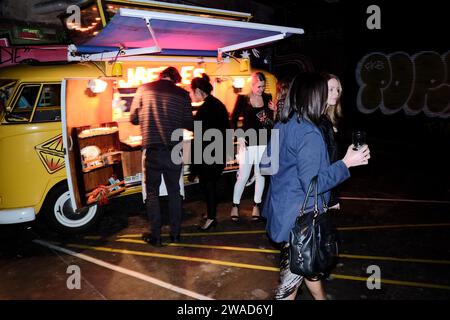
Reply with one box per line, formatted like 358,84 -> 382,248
33,239 -> 213,300
341,197 -> 450,204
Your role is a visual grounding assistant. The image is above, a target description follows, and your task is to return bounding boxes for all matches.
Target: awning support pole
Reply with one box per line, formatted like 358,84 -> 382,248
218,33 -> 286,54
145,18 -> 161,52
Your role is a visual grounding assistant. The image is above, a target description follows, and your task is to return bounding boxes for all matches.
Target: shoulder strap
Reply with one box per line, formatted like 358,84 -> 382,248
300,176 -> 328,216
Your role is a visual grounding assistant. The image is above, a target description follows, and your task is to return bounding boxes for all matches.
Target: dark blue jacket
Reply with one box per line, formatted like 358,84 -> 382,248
261,116 -> 350,243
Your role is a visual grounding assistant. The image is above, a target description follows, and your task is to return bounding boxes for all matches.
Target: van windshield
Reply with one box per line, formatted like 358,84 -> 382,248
0,80 -> 17,113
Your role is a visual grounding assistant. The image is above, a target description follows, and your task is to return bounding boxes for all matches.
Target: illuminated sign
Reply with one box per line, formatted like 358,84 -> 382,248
118,66 -> 205,88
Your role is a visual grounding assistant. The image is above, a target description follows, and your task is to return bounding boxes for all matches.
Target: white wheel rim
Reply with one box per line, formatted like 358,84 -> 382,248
53,191 -> 98,228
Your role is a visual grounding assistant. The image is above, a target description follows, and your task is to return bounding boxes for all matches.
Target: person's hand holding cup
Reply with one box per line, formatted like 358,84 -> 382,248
341,130 -> 370,168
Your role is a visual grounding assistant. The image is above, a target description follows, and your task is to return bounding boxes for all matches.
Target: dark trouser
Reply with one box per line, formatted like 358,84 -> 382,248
144,146 -> 182,240
198,164 -> 224,220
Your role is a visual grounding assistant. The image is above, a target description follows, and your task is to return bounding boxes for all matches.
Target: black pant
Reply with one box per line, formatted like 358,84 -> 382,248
144,146 -> 182,239
198,164 -> 224,220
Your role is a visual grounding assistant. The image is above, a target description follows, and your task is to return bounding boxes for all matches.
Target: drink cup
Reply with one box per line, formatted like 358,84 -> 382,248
352,130 -> 366,150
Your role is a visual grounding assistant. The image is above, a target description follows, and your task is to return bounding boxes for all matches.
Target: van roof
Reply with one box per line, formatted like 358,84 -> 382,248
0,63 -> 106,82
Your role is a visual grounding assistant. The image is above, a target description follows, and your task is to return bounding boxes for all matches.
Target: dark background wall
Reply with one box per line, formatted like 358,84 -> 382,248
255,0 -> 450,147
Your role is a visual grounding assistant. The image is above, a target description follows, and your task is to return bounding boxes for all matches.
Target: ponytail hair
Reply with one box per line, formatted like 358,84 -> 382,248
191,73 -> 213,95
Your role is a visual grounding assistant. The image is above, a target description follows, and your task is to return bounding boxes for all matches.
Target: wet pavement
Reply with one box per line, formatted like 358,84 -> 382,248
1,135 -> 450,301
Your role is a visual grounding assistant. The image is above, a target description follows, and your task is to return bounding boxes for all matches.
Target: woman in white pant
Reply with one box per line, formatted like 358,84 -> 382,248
230,72 -> 273,222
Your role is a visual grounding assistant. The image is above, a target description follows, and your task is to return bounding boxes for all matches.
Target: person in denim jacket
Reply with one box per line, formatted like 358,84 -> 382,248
262,73 -> 370,300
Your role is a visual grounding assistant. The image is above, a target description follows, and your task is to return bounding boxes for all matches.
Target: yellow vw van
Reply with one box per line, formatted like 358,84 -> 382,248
0,1 -> 300,234
0,60 -> 277,233
0,63 -> 105,233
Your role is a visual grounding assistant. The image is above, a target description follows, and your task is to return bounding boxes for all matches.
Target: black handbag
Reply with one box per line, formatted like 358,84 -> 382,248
289,176 -> 339,279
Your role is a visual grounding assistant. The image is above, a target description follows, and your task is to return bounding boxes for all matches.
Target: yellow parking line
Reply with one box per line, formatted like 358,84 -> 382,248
65,243 -> 279,272
338,223 -> 450,231
117,230 -> 267,238
116,238 -> 279,253
63,243 -> 450,291
338,254 -> 450,265
116,223 -> 450,239
116,239 -> 450,265
83,236 -> 103,240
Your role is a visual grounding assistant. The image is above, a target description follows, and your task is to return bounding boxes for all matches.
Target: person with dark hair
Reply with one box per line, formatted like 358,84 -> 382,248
318,73 -> 344,209
230,72 -> 273,222
262,73 -> 370,300
130,66 -> 193,246
159,66 -> 182,84
189,74 -> 230,230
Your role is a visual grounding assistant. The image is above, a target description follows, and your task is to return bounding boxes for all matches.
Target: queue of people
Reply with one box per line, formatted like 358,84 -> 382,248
130,66 -> 370,300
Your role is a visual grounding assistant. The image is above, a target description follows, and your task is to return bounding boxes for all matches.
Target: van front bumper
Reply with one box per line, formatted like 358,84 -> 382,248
0,207 -> 36,224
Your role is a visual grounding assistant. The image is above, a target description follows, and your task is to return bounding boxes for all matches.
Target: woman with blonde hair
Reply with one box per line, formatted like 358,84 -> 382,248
230,72 -> 273,222
318,73 -> 343,209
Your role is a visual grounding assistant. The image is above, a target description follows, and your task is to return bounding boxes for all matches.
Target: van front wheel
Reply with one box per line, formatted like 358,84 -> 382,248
42,183 -> 102,234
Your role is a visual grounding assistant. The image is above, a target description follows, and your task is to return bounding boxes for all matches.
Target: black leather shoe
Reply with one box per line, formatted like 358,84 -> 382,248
142,233 -> 163,247
169,234 -> 181,243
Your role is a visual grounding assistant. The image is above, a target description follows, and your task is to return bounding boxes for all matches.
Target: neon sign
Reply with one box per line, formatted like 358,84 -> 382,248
118,66 -> 205,88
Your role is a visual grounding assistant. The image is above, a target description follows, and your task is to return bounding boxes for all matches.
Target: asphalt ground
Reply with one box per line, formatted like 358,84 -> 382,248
1,132 -> 449,301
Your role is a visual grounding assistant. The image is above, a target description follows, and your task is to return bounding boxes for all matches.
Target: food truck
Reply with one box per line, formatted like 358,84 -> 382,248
0,1 -> 303,233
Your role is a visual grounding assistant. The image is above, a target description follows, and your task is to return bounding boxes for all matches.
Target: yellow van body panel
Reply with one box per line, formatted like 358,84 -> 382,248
0,122 -> 66,211
0,63 -> 105,214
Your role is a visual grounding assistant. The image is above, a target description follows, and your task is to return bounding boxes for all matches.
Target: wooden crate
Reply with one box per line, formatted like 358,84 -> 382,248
121,150 -> 142,177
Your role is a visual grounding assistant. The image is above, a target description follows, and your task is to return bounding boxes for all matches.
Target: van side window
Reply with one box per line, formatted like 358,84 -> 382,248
33,84 -> 61,122
0,81 -> 16,110
8,85 -> 40,122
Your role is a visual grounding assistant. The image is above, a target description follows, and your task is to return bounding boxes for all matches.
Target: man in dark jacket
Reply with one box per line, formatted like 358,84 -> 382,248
130,66 -> 193,246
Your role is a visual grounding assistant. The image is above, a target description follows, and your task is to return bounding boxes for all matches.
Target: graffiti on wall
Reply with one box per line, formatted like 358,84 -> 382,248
356,51 -> 450,118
